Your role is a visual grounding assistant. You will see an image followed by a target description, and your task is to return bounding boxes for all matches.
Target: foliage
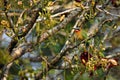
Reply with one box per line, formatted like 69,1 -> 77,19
0,0 -> 120,80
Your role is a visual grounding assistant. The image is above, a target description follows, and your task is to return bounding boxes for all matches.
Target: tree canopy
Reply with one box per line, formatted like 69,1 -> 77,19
0,0 -> 120,80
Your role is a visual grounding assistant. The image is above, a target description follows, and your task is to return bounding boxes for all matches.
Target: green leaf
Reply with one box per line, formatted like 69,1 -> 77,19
0,49 -> 12,64
81,30 -> 88,39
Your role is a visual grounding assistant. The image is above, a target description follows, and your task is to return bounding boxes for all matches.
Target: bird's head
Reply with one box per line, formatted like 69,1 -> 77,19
74,27 -> 81,33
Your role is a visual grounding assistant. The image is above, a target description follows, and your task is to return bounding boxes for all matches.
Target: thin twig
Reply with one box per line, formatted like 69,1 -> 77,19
3,0 -> 15,33
15,9 -> 27,28
51,8 -> 78,18
96,6 -> 120,18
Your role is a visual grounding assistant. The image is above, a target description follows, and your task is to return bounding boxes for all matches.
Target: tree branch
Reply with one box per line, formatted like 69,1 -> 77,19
38,7 -> 81,43
35,0 -> 111,78
1,7 -> 82,80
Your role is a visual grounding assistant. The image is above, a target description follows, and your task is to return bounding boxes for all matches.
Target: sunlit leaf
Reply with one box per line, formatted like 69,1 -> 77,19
1,20 -> 10,28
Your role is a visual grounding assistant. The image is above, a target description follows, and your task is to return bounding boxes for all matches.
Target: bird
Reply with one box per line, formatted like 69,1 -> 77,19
74,27 -> 87,41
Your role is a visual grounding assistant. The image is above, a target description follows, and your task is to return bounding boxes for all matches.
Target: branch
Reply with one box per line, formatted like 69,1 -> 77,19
35,0 -> 111,78
7,8 -> 42,53
60,9 -> 88,53
17,8 -> 40,38
106,52 -> 120,58
7,0 -> 46,54
3,0 -> 14,32
96,6 -> 120,18
51,8 -> 78,18
29,56 -> 43,62
38,7 -> 81,43
1,43 -> 32,80
35,8 -> 90,79
1,7 -> 82,80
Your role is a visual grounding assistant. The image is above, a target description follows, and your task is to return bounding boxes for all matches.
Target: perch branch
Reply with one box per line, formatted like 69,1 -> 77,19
38,7 -> 81,43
